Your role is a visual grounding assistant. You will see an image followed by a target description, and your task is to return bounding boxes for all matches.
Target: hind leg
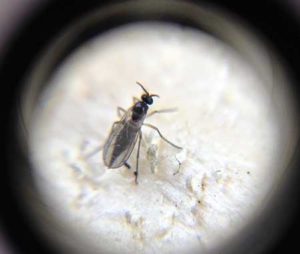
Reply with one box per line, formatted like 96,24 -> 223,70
143,123 -> 182,149
124,161 -> 131,169
134,131 -> 143,184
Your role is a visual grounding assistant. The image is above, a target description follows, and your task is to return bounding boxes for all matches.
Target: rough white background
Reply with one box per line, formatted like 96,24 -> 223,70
29,22 -> 284,253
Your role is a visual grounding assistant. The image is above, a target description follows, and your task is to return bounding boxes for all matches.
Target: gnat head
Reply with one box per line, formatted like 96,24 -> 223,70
136,81 -> 159,105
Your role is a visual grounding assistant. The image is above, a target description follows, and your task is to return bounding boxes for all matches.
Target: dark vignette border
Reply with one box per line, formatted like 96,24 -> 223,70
1,0 -> 300,253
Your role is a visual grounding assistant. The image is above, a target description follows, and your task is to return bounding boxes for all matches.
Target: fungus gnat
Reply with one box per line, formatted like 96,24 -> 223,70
102,82 -> 182,184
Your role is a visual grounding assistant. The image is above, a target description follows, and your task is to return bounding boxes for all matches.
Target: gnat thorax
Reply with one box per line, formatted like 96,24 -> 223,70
132,101 -> 149,121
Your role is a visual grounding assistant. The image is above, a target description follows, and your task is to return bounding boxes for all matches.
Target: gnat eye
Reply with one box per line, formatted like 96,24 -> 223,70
142,95 -> 153,105
146,97 -> 153,104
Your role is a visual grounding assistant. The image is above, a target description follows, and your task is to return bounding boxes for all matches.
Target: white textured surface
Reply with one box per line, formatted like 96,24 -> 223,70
29,23 -> 283,253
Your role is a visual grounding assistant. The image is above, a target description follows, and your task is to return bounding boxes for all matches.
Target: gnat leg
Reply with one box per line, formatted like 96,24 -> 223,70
146,108 -> 178,118
124,162 -> 131,169
133,97 -> 139,103
117,107 -> 126,118
134,131 -> 143,184
142,123 -> 182,150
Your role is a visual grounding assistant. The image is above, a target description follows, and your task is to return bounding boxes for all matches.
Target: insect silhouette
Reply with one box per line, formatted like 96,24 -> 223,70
102,82 -> 182,184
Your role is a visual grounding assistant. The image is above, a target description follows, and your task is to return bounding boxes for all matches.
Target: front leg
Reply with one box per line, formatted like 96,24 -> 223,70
117,107 -> 126,118
146,108 -> 178,118
133,97 -> 139,103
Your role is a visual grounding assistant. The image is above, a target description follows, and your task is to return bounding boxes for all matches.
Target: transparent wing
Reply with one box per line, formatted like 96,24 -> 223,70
103,119 -> 139,168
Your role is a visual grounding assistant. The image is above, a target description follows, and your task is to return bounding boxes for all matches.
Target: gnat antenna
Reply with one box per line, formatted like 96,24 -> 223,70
136,81 -> 159,98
